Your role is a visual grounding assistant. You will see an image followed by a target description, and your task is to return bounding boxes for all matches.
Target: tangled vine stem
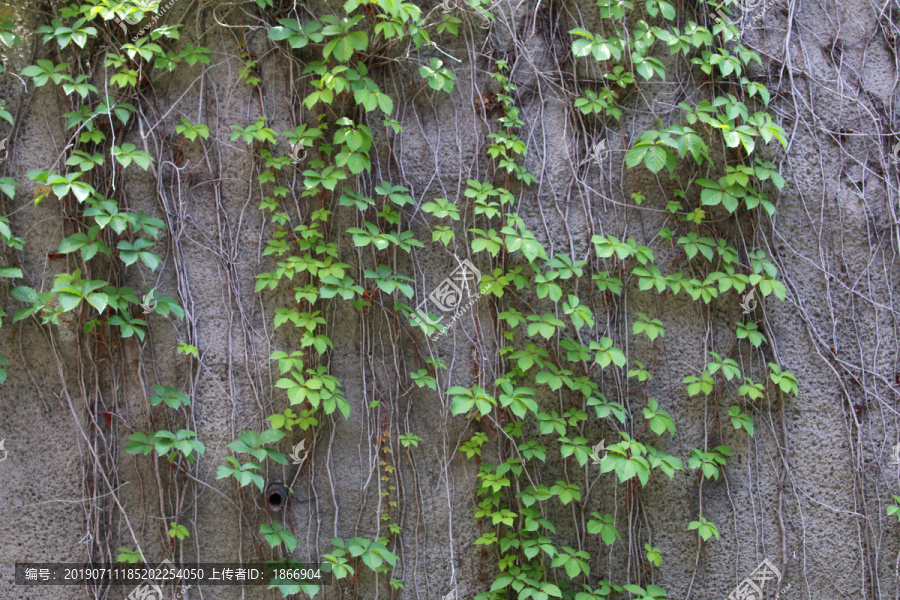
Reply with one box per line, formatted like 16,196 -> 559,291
0,0 -> 898,599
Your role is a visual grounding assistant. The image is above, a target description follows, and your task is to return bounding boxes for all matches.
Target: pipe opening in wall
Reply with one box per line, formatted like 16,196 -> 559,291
266,483 -> 288,512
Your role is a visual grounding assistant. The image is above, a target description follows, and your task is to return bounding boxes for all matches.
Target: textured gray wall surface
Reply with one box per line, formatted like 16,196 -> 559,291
0,0 -> 898,599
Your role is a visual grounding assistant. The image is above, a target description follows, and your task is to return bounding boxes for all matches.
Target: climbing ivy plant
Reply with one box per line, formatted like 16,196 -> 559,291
0,0 -> 809,597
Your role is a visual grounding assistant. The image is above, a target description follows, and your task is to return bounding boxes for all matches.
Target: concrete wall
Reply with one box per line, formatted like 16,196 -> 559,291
0,0 -> 899,598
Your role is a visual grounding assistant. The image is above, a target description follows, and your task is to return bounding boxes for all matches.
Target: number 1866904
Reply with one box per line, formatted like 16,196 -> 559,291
273,567 -> 322,582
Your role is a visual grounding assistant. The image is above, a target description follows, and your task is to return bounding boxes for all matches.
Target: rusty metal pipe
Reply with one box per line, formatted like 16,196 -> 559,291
266,482 -> 288,512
